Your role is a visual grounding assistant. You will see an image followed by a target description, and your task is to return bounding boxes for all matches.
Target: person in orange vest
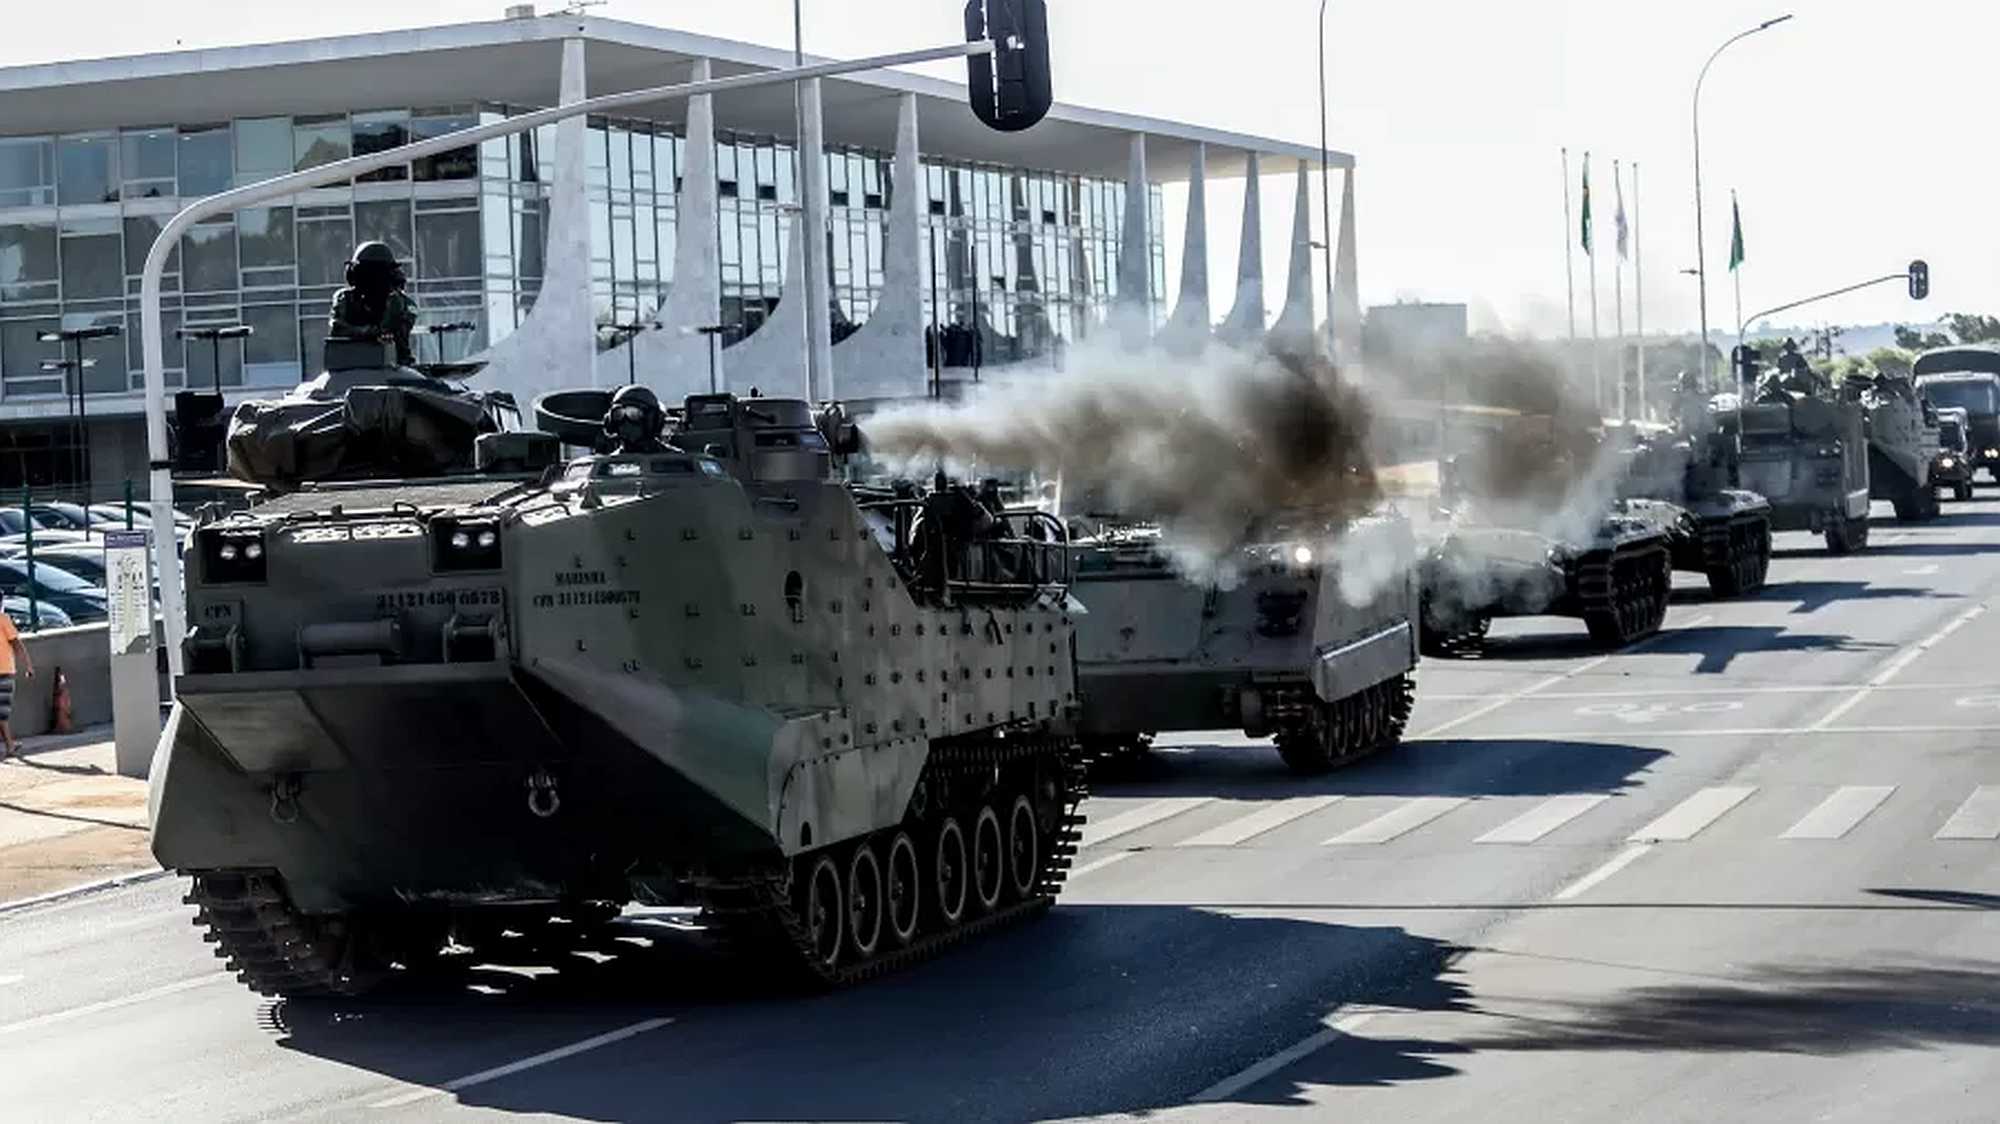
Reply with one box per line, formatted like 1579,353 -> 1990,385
0,610 -> 36,759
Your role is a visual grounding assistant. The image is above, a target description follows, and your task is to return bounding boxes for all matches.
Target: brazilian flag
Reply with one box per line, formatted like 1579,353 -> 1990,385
1729,195 -> 1745,272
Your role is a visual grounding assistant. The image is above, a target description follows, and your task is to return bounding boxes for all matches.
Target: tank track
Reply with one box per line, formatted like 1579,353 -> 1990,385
185,870 -> 378,998
1579,543 -> 1671,646
1700,513 -> 1772,597
1271,674 -> 1417,775
699,733 -> 1088,988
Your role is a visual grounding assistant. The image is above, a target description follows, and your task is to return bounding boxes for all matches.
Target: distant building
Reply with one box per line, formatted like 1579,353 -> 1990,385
1362,302 -> 1467,359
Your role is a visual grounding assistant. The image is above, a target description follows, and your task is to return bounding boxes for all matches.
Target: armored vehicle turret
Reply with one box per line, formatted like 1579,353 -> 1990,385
150,382 -> 1089,996
1068,512 -> 1418,775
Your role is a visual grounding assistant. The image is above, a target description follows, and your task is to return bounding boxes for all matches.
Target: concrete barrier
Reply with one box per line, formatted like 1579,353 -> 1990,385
8,623 -> 159,737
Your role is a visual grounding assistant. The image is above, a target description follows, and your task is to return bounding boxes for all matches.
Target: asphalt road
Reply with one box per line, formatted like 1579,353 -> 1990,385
6,499 -> 2000,1122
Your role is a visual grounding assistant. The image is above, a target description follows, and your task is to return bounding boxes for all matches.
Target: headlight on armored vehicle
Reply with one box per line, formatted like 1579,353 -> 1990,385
431,517 -> 503,572
199,528 -> 268,584
1941,456 -> 1958,469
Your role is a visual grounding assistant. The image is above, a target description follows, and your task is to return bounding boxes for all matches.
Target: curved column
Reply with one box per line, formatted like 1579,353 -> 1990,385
1158,142 -> 1211,354
629,57 -> 721,400
1112,133 -> 1152,346
831,93 -> 925,401
477,36 -> 596,404
801,78 -> 834,401
1330,166 -> 1362,361
1216,150 -> 1265,345
1268,161 -> 1319,353
717,214 -> 811,399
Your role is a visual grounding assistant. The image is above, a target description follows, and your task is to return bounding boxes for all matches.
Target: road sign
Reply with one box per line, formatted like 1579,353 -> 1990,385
104,529 -> 160,779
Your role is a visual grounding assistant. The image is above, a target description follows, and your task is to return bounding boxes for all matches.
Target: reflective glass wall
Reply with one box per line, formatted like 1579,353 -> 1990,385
0,106 -> 1166,405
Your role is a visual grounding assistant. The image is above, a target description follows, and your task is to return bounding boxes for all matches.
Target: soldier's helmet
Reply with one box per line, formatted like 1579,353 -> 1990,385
604,384 -> 665,450
345,240 -> 405,290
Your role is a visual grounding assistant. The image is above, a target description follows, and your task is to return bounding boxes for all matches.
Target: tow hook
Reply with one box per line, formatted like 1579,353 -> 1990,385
269,774 -> 302,824
526,768 -> 561,819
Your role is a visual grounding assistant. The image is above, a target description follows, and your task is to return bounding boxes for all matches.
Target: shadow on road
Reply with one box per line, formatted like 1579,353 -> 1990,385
1774,540 -> 1994,560
267,906 -> 1474,1121
1741,581 -> 1955,615
1868,887 -> 2000,910
1094,739 -> 1666,799
1617,625 -> 1889,674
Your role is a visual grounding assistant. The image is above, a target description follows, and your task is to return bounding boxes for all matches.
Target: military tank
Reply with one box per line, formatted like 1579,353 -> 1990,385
150,339 -> 1089,995
1613,398 -> 1772,598
1067,512 -> 1418,775
1418,510 -> 1671,654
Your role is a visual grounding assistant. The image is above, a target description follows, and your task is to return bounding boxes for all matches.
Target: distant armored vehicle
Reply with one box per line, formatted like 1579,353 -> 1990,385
1614,398 -> 1772,597
1419,512 -> 1671,654
1932,406 -> 1974,501
1736,387 -> 1872,553
1914,345 -> 2000,479
1850,373 -> 1941,521
151,346 -> 1089,994
1069,514 -> 1418,775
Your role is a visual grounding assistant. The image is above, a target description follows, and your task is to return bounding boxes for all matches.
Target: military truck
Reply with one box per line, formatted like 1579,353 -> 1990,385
1068,513 -> 1418,775
1736,388 -> 1873,553
151,350 -> 1089,995
1913,345 -> 2000,481
1932,406 -> 1974,501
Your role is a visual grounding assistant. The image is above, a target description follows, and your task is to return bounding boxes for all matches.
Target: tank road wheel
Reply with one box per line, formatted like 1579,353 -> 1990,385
1006,795 -> 1041,901
1585,550 -> 1669,646
1706,518 -> 1772,597
844,844 -> 885,962
970,805 -> 1007,914
884,831 -> 923,947
798,854 -> 845,976
932,817 -> 971,928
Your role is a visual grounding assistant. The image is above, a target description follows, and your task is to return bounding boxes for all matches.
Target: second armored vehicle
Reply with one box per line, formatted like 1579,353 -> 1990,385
1068,513 -> 1418,775
1736,388 -> 1873,553
1614,402 -> 1772,598
1418,511 -> 1671,654
1851,373 -> 1942,522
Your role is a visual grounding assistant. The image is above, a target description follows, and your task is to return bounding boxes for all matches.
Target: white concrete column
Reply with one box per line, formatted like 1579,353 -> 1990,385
1159,142 -> 1210,354
800,78 -> 834,401
1331,166 -> 1362,361
719,217 -> 810,399
478,36 -> 596,405
1269,161 -> 1319,353
635,56 -> 722,400
831,93 -> 925,400
1217,150 -> 1266,344
1114,133 -> 1152,345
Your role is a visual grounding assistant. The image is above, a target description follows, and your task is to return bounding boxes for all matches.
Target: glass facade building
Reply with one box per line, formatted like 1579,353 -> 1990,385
0,106 -> 1165,411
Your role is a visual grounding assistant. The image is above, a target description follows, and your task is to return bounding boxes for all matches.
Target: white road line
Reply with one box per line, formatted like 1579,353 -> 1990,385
1553,843 -> 1653,901
1323,797 -> 1468,845
0,973 -> 226,1038
1936,785 -> 2000,840
1189,1011 -> 1379,1103
1424,682 -> 2000,702
1781,786 -> 1896,840
1416,723 -> 2000,741
1078,797 -> 1214,849
1416,615 -> 1712,739
1813,604 -> 1989,730
1176,797 -> 1342,848
1628,786 -> 1756,842
368,1018 -> 674,1109
1475,794 -> 1610,844
1067,851 -> 1136,879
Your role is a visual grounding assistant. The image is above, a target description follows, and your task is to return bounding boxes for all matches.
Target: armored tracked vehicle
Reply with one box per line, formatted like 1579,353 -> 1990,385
151,361 -> 1089,995
1068,514 -> 1418,775
1614,404 -> 1771,597
1851,374 -> 1942,522
1418,511 -> 1671,654
1737,387 -> 1873,553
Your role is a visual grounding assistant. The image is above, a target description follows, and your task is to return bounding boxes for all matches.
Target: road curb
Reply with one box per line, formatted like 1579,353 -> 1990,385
0,866 -> 169,918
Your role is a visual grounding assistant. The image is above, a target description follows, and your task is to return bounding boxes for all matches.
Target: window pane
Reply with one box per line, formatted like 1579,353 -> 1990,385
122,214 -> 178,279
0,138 -> 55,207
183,314 -> 245,389
293,115 -> 350,172
411,111 -> 477,181
296,214 -> 354,287
120,128 -> 176,198
242,304 -> 300,383
60,220 -> 122,300
237,207 -> 293,270
67,310 -> 127,395
181,219 -> 237,294
1,317 -> 62,397
56,135 -> 117,205
177,126 -> 232,197
415,208 -> 480,280
0,223 -> 60,301
234,117 -> 292,183
351,111 -> 410,182
300,313 -> 329,375
354,199 -> 412,264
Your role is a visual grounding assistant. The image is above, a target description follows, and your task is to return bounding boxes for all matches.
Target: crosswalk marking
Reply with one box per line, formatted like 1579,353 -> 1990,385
1476,794 -> 1610,844
1628,786 -> 1756,842
1781,786 -> 1896,839
1176,796 -> 1343,848
1080,797 -> 1214,848
1936,785 -> 2000,840
1324,797 -> 1469,845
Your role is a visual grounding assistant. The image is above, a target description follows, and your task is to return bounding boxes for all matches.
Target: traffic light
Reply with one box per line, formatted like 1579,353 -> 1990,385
964,0 -> 1053,133
1908,259 -> 1930,301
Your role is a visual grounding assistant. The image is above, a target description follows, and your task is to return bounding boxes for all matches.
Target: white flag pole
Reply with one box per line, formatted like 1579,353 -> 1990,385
1561,148 -> 1578,382
1634,161 -> 1646,421
1614,158 -> 1627,420
1587,153 -> 1602,415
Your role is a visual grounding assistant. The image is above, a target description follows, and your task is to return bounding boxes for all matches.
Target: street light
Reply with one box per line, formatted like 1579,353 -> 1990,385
689,324 -> 726,393
1317,0 -> 1336,353
1693,13 -> 1793,390
602,320 -> 660,386
39,324 -> 121,506
175,324 -> 252,393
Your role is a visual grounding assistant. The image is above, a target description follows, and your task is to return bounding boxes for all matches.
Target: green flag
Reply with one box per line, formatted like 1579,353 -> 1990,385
1579,153 -> 1593,255
1729,193 -> 1745,271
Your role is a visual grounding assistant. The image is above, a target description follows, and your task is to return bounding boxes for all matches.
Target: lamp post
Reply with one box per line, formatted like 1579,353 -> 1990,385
1317,0 -> 1336,352
1693,13 -> 1793,390
175,324 -> 252,393
693,324 -> 726,393
603,320 -> 659,386
39,324 -> 121,506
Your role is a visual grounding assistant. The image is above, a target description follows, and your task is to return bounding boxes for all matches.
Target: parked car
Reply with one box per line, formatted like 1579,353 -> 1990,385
3,596 -> 73,630
14,544 -> 107,585
26,502 -> 94,531
0,530 -> 91,550
0,507 -> 50,535
85,502 -> 193,534
0,557 -> 107,624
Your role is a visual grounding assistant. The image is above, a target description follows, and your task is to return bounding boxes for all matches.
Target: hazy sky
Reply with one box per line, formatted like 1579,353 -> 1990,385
3,0 -> 1982,339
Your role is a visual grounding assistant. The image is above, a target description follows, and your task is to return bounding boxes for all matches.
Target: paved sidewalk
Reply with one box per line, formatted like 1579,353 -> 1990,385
0,727 -> 156,903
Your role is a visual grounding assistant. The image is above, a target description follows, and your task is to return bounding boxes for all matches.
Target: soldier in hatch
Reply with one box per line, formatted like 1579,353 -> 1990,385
329,241 -> 418,367
603,384 -> 671,453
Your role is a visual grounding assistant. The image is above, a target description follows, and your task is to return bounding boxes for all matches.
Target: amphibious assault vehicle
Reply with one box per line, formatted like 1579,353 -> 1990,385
1068,514 -> 1418,775
1736,387 -> 1873,554
1852,373 -> 1942,522
150,354 -> 1089,996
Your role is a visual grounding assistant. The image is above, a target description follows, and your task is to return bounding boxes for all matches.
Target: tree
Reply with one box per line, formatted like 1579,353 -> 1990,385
1866,347 -> 1914,378
1895,312 -> 2000,353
